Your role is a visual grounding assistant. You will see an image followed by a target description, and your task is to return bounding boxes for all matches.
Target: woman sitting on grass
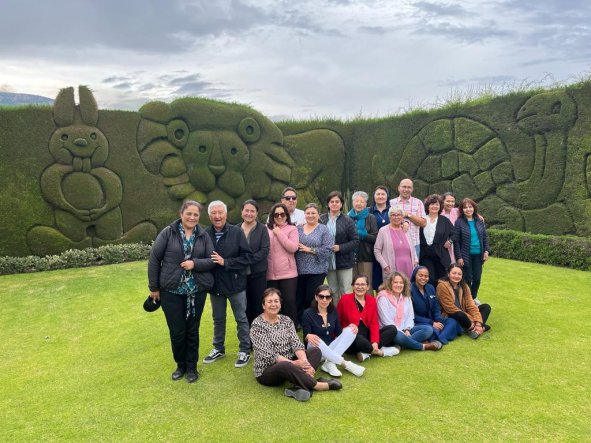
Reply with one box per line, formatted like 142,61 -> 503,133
410,266 -> 459,345
250,288 -> 342,402
377,272 -> 442,352
337,274 -> 399,362
302,285 -> 366,378
436,264 -> 492,339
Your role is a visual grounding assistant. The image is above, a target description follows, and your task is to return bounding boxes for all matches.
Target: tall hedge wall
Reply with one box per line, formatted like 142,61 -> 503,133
1,82 -> 590,257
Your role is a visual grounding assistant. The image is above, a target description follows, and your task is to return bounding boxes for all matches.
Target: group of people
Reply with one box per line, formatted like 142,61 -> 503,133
147,180 -> 493,401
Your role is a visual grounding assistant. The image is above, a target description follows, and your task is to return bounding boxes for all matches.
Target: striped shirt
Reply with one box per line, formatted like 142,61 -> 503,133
389,196 -> 426,247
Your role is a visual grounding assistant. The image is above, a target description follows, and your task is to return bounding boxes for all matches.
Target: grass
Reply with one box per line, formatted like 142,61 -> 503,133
1,258 -> 590,442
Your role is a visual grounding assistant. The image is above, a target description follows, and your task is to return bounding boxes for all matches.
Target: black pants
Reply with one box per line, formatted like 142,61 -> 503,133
245,272 -> 267,325
449,304 -> 491,328
256,347 -> 322,391
345,325 -> 398,354
463,254 -> 484,298
420,244 -> 448,286
160,290 -> 206,370
268,277 -> 298,326
296,273 -> 326,325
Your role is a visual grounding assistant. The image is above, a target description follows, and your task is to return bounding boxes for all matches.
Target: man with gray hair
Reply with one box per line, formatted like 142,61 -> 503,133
389,179 -> 426,257
204,200 -> 253,368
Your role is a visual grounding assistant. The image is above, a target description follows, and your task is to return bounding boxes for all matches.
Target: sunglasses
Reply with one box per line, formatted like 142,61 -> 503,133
316,294 -> 333,300
273,212 -> 287,219
282,196 -> 297,201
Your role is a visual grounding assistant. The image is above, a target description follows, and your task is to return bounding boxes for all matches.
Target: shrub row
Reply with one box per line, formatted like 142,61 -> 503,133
0,243 -> 152,275
1,231 -> 589,275
489,229 -> 591,271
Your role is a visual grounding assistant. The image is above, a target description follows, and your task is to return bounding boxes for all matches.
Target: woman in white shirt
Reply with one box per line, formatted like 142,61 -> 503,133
419,194 -> 453,286
376,272 -> 442,351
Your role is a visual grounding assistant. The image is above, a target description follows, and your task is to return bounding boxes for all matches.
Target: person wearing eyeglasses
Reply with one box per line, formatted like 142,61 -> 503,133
336,274 -> 399,362
302,285 -> 366,378
267,203 -> 300,325
280,186 -> 305,226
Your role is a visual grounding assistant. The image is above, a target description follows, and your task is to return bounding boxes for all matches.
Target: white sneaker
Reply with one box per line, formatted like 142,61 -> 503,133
344,360 -> 366,377
356,352 -> 371,362
473,297 -> 482,306
321,361 -> 342,377
381,346 -> 400,357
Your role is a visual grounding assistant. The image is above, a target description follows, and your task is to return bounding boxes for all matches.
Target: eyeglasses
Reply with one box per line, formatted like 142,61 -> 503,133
282,195 -> 297,201
316,294 -> 333,300
273,212 -> 287,219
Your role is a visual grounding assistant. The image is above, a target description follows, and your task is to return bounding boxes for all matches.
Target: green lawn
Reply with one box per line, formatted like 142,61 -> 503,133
1,258 -> 590,442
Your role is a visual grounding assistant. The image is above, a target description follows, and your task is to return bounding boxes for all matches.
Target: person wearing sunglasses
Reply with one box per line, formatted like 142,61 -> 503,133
302,285 -> 366,377
280,186 -> 305,226
266,203 -> 300,325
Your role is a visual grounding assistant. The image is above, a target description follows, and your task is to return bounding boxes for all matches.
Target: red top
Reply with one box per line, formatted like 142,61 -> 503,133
337,292 -> 380,344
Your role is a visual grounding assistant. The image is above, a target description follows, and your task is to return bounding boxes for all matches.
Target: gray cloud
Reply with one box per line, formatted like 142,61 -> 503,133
413,1 -> 468,17
414,20 -> 512,43
0,0 -> 271,56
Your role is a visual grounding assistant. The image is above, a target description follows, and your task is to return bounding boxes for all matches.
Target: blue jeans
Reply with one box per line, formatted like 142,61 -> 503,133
431,317 -> 460,345
394,324 -> 433,350
210,290 -> 250,353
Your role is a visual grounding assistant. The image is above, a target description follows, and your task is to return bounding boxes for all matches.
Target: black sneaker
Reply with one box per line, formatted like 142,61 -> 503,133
203,349 -> 225,364
186,369 -> 199,383
235,352 -> 250,368
284,386 -> 311,402
171,366 -> 186,381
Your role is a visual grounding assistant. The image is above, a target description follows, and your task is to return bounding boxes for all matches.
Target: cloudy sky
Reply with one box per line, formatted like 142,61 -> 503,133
1,0 -> 589,120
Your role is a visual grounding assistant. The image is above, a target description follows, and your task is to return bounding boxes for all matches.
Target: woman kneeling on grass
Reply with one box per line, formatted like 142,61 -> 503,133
250,288 -> 342,402
337,274 -> 400,362
436,264 -> 492,339
302,285 -> 366,378
377,272 -> 442,352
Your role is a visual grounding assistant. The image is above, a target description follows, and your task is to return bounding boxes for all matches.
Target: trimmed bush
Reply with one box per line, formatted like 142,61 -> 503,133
0,243 -> 151,275
488,229 -> 591,271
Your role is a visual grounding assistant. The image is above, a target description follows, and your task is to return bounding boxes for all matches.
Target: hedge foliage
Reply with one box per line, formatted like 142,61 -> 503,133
1,82 -> 591,260
488,229 -> 591,271
0,243 -> 151,275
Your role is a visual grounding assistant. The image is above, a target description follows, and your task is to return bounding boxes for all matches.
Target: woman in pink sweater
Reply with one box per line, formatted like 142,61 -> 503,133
267,203 -> 300,325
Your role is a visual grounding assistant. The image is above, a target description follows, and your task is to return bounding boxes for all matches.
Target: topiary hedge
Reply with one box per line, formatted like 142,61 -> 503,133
1,82 -> 591,260
488,229 -> 591,271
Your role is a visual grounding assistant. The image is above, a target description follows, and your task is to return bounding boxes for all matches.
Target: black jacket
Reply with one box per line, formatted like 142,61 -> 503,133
148,220 -> 215,292
453,217 -> 490,264
319,212 -> 359,270
419,216 -> 453,269
355,213 -> 378,263
238,221 -> 270,276
206,223 -> 253,295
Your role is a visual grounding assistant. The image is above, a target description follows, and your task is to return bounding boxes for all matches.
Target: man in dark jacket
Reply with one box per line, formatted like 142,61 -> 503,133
204,200 -> 253,368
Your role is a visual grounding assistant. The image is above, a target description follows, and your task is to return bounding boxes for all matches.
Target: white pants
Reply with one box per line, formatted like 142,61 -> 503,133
327,268 -> 353,305
308,326 -> 356,365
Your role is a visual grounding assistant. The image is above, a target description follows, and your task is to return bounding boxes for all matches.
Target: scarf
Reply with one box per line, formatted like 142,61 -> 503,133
377,290 -> 405,327
348,207 -> 369,239
175,222 -> 198,319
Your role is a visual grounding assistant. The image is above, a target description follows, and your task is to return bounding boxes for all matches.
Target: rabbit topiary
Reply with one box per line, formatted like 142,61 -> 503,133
27,86 -> 156,255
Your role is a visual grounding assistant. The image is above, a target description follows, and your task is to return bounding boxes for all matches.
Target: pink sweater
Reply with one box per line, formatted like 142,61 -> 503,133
266,224 -> 299,280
